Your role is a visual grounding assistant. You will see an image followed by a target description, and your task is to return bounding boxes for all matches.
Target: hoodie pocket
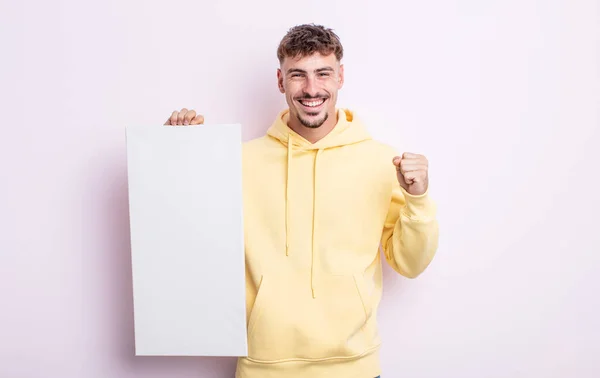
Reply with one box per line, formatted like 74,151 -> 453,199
246,273 -> 375,362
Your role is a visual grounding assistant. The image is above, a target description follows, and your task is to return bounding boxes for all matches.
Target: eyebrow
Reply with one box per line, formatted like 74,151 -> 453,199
287,67 -> 335,74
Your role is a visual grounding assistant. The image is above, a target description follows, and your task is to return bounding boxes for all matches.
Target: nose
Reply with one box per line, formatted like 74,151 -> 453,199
303,76 -> 319,98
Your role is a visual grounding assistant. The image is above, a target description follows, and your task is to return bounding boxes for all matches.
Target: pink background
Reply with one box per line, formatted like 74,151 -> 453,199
1,0 -> 599,377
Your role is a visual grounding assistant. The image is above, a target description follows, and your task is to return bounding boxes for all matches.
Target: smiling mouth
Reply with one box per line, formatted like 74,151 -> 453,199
297,98 -> 327,110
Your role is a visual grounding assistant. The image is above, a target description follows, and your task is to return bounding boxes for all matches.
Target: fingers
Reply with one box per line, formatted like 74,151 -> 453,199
402,152 -> 420,159
177,108 -> 189,125
393,152 -> 429,194
393,153 -> 428,178
165,108 -> 204,126
393,153 -> 428,168
190,114 -> 204,125
401,171 -> 420,184
168,110 -> 179,125
399,163 -> 428,173
400,152 -> 427,163
182,110 -> 196,125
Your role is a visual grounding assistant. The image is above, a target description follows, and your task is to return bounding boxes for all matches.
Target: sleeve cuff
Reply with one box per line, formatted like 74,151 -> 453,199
399,186 -> 437,219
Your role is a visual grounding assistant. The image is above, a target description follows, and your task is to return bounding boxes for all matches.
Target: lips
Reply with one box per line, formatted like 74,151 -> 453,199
297,98 -> 327,112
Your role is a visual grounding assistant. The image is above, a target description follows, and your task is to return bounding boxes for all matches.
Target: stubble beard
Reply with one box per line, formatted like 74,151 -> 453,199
297,110 -> 329,129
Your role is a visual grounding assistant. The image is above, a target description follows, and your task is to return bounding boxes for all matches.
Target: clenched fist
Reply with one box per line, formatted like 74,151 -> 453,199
393,153 -> 429,196
164,108 -> 205,126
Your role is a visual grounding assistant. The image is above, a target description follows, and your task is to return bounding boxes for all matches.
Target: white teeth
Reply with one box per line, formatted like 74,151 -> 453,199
300,99 -> 325,107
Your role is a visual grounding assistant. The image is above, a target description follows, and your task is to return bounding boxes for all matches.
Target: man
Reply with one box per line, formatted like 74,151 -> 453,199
165,24 -> 438,378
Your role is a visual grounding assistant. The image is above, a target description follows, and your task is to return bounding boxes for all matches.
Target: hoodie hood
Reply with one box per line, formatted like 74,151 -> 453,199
266,108 -> 371,298
266,108 -> 372,150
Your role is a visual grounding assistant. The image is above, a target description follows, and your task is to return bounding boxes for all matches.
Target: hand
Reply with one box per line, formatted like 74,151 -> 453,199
164,108 -> 205,126
392,153 -> 429,196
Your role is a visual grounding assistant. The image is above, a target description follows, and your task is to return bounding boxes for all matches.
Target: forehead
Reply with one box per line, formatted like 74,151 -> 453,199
281,52 -> 339,71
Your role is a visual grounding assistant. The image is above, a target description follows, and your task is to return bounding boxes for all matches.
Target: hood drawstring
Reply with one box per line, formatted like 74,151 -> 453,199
285,136 -> 292,256
270,109 -> 372,299
284,132 -> 322,298
310,149 -> 323,298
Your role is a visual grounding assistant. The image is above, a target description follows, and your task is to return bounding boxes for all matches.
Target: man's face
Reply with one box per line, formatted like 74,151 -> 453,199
277,52 -> 344,129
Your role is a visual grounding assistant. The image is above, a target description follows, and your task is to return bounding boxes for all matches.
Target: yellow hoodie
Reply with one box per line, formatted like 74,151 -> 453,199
236,108 -> 439,378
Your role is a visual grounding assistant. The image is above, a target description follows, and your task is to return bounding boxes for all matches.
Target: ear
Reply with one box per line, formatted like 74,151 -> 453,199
277,68 -> 285,93
337,63 -> 345,89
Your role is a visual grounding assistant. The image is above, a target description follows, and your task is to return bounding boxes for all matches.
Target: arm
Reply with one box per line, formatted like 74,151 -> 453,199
381,154 -> 439,278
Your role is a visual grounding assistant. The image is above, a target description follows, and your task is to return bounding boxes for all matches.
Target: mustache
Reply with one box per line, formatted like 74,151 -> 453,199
296,94 -> 329,100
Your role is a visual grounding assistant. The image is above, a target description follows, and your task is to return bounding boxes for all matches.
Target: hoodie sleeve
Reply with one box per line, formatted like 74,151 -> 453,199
380,179 -> 439,278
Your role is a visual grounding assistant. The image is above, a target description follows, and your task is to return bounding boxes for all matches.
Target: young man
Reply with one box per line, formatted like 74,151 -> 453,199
165,24 -> 439,378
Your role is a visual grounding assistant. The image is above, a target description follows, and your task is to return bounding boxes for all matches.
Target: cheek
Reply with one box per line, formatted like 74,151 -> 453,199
326,83 -> 339,97
285,83 -> 301,97
325,79 -> 339,91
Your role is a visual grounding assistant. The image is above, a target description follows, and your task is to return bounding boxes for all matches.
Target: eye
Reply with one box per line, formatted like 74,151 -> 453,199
319,72 -> 330,77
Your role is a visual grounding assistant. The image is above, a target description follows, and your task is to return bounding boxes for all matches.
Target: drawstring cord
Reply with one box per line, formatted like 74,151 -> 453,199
284,133 -> 322,298
286,138 -> 291,256
310,149 -> 323,298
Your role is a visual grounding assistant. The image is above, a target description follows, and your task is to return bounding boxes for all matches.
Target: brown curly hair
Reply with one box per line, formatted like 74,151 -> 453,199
277,24 -> 344,64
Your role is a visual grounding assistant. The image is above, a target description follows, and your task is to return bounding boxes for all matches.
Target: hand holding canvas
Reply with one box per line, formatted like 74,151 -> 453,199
165,108 -> 204,126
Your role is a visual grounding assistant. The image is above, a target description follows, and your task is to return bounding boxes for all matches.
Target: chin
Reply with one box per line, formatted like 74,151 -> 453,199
298,111 -> 329,129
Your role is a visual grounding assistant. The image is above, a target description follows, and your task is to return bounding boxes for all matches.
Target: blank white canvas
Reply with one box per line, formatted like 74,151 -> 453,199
125,124 -> 247,357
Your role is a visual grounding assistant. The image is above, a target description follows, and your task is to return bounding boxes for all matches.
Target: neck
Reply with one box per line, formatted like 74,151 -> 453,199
287,110 -> 338,144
